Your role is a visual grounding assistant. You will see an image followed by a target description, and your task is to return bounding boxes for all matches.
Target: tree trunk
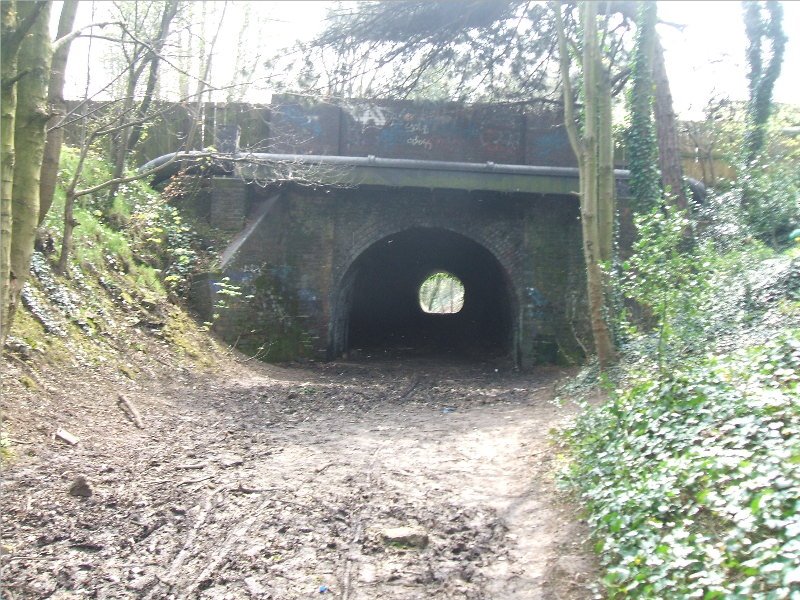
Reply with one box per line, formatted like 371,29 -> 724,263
653,36 -> 687,208
106,69 -> 139,207
627,0 -> 661,212
178,21 -> 190,99
743,1 -> 785,169
56,190 -> 77,275
126,0 -> 179,153
597,65 -> 615,265
38,0 -> 79,226
1,0 -> 18,343
55,141 -> 90,275
553,0 -> 617,370
580,1 -> 616,369
8,1 -> 52,329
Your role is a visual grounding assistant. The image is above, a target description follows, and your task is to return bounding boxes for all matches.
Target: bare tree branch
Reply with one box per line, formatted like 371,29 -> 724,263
52,21 -> 118,52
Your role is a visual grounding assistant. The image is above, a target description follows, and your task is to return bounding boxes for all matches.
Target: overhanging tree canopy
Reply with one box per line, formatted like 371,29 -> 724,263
308,0 -> 562,101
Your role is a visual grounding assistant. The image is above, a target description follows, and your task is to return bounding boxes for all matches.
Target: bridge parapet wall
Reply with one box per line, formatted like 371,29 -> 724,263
268,97 -> 575,167
68,96 -> 577,169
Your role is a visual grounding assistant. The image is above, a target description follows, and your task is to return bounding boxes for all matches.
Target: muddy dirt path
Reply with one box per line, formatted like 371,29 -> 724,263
1,358 -> 596,599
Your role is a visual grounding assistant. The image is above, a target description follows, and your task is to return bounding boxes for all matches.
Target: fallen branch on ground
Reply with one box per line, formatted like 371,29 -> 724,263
177,475 -> 215,486
180,497 -> 271,597
117,394 -> 145,428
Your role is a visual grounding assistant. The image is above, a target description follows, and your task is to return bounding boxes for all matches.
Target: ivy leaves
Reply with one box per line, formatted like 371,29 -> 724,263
564,332 -> 800,598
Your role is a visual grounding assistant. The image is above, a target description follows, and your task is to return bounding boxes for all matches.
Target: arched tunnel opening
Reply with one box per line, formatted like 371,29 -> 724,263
333,228 -> 516,361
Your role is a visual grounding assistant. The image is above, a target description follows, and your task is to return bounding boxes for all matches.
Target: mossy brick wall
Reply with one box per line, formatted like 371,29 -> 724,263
209,177 -> 247,231
205,179 -> 587,368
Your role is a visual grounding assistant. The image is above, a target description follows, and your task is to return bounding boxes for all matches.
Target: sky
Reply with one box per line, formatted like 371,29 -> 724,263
657,0 -> 799,119
55,0 -> 800,121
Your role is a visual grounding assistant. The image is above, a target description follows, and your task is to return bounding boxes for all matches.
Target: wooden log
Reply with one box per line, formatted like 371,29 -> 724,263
117,394 -> 144,428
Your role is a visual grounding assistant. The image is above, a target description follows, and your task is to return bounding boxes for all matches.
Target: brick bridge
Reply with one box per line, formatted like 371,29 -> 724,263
149,98 -> 628,368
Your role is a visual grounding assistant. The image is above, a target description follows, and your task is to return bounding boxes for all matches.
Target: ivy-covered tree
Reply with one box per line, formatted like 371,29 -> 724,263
626,0 -> 661,213
651,34 -> 686,207
742,0 -> 786,167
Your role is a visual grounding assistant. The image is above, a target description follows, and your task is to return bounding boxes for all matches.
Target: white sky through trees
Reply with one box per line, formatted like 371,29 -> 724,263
53,0 -> 799,119
658,1 -> 798,119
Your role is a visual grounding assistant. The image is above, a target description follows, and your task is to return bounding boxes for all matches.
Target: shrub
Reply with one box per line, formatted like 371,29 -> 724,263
563,331 -> 800,598
45,146 -> 212,297
622,207 -> 711,370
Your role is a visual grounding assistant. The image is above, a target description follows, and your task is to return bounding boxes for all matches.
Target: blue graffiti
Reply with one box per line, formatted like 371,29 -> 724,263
270,265 -> 293,282
530,130 -> 569,154
277,104 -> 322,139
298,288 -> 320,312
377,122 -> 411,151
526,287 -> 549,320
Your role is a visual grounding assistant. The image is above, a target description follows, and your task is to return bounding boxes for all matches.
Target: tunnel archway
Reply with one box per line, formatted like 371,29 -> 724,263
330,227 -> 517,361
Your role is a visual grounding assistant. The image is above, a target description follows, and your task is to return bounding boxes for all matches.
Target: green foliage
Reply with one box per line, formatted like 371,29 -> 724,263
202,276 -> 246,328
126,187 -> 204,296
741,165 -> 800,244
42,148 -> 165,295
622,163 -> 800,360
687,101 -> 800,244
567,182 -> 800,596
45,147 -> 214,297
622,207 -> 710,368
419,271 -> 465,314
563,331 -> 800,598
737,110 -> 800,242
13,144 -> 223,372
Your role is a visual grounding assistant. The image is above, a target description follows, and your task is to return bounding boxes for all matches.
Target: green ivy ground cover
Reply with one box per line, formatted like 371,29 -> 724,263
564,331 -> 800,598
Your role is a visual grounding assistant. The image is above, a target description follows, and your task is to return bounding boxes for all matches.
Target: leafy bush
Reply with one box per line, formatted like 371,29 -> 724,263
681,102 -> 799,245
621,198 -> 800,361
742,107 -> 800,243
740,161 -> 800,244
563,331 -> 800,598
570,178 -> 800,597
41,148 -> 165,295
622,207 -> 711,369
125,187 -> 205,296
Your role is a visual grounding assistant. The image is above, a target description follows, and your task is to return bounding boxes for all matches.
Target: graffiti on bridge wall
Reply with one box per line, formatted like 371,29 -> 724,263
342,101 -> 522,163
266,95 -> 573,167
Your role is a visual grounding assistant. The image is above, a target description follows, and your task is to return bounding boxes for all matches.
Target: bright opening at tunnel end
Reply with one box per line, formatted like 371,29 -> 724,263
419,272 -> 465,314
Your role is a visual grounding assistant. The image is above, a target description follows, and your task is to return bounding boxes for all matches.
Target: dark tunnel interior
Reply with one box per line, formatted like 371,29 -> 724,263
344,228 -> 515,360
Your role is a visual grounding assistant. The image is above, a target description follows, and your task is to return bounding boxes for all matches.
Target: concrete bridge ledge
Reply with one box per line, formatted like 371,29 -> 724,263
143,152 -> 630,197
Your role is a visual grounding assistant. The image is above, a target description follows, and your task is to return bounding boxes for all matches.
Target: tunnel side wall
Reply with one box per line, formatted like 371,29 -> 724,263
208,182 -> 588,368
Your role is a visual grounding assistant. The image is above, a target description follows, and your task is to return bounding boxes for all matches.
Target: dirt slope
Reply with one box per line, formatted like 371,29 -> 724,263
1,355 -> 597,599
